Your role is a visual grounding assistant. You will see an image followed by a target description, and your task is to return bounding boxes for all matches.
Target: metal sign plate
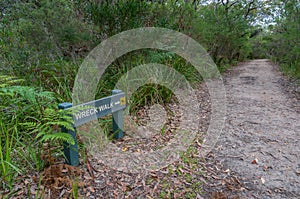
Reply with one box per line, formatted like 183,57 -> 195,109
70,92 -> 126,127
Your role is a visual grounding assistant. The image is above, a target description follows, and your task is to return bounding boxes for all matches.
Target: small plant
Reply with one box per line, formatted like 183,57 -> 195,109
71,178 -> 80,199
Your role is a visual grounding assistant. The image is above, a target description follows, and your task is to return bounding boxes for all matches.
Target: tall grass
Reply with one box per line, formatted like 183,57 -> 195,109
280,62 -> 300,80
95,49 -> 202,114
0,120 -> 21,189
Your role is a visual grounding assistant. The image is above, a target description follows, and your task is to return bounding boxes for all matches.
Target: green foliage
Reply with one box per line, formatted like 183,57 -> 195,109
22,108 -> 75,145
1,85 -> 55,122
0,75 -> 74,190
0,120 -> 21,189
0,75 -> 24,88
274,0 -> 300,78
0,75 -> 74,146
96,49 -> 201,113
15,141 -> 45,172
1,0 -> 266,113
71,178 -> 80,199
253,0 -> 300,79
85,0 -> 150,36
194,1 -> 256,66
0,0 -> 95,100
1,0 -> 93,59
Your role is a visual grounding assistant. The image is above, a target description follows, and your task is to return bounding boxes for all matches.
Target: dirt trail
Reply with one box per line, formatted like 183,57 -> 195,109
205,59 -> 300,198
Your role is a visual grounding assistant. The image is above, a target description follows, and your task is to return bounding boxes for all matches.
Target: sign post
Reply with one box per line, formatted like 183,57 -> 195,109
58,102 -> 79,166
58,90 -> 126,166
112,90 -> 125,139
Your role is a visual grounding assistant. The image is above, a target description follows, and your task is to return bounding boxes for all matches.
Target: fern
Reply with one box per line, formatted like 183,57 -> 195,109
40,133 -> 75,145
2,86 -> 55,105
0,74 -> 76,183
0,75 -> 23,110
22,107 -> 75,145
0,75 -> 24,88
19,122 -> 37,131
1,74 -> 57,124
1,74 -> 75,145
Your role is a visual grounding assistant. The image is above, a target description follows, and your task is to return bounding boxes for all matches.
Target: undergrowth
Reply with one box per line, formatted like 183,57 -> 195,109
0,75 -> 74,192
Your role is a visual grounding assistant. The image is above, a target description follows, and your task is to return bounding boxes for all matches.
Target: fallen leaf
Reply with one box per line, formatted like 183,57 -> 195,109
261,177 -> 265,184
251,158 -> 258,164
84,175 -> 93,180
24,179 -> 30,185
87,186 -> 95,193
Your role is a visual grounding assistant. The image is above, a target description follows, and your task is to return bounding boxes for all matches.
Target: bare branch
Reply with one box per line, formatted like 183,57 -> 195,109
244,0 -> 256,19
228,1 -> 238,9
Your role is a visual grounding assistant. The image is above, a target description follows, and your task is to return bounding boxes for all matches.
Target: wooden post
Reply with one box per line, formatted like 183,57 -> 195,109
58,102 -> 79,166
112,90 -> 124,139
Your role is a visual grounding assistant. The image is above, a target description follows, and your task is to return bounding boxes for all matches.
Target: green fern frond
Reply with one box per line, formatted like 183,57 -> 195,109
0,74 -> 77,152
38,125 -> 52,134
35,130 -> 47,139
58,115 -> 74,124
40,133 -> 75,145
20,122 -> 38,130
0,83 -> 8,88
0,92 -> 14,97
1,86 -> 55,105
36,91 -> 55,101
46,121 -> 74,130
43,108 -> 58,118
10,86 -> 37,103
0,75 -> 24,88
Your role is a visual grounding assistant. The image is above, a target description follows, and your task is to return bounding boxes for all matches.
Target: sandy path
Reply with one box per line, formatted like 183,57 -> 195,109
206,59 -> 299,198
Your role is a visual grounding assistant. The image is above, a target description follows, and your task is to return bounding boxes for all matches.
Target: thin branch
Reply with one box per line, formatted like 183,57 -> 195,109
243,0 -> 258,20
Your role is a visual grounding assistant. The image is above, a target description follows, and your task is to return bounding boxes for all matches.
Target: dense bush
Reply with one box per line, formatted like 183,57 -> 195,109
0,0 -> 260,95
270,0 -> 299,78
250,0 -> 299,79
0,0 -> 95,100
